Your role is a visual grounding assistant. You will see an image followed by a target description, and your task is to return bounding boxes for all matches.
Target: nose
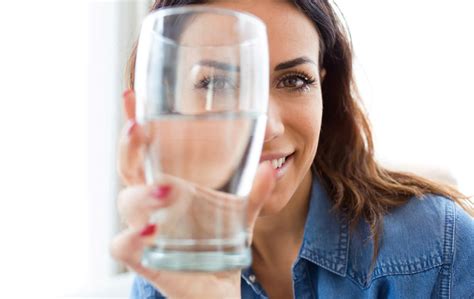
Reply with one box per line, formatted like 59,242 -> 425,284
264,99 -> 284,142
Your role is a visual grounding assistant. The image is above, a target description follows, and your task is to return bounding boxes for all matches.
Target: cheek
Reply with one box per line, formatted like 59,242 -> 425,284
260,98 -> 322,215
301,112 -> 321,156
293,98 -> 322,155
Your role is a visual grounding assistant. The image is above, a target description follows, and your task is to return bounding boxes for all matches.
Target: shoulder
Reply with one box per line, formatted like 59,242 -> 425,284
347,194 -> 474,293
391,195 -> 474,297
383,194 -> 454,245
383,194 -> 474,267
382,194 -> 474,255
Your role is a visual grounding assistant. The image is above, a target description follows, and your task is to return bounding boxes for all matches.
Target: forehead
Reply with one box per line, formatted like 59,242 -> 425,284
204,0 -> 321,67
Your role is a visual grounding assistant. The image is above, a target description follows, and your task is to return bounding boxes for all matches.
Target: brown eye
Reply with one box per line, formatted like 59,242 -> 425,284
277,76 -> 305,88
195,75 -> 236,91
276,72 -> 316,93
212,77 -> 229,89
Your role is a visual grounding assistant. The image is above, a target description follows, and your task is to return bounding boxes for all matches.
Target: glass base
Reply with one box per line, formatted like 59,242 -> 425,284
141,247 -> 251,272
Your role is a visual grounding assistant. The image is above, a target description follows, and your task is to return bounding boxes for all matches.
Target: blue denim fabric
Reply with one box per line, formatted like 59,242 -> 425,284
130,178 -> 474,298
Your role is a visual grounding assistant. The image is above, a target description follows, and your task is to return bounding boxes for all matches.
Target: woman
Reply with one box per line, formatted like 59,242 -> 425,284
111,0 -> 474,298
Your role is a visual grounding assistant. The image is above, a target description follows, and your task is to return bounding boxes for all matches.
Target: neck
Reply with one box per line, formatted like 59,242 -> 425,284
252,171 -> 313,264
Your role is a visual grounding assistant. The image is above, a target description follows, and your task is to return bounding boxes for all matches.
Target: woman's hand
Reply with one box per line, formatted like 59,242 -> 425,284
110,90 -> 276,299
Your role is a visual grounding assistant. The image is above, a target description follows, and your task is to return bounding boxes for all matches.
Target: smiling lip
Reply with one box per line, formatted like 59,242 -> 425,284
259,152 -> 294,163
259,152 -> 295,179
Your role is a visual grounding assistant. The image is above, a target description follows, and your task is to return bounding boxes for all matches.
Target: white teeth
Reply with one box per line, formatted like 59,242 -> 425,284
270,157 -> 286,169
271,159 -> 278,169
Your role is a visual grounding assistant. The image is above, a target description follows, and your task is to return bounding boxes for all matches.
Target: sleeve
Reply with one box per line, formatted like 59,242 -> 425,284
129,275 -> 167,299
451,203 -> 474,298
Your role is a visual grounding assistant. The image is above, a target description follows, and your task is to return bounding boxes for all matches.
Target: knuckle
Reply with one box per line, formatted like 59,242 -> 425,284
110,233 -> 137,266
117,187 -> 139,224
117,188 -> 131,215
117,137 -> 129,165
117,186 -> 152,228
109,236 -> 126,262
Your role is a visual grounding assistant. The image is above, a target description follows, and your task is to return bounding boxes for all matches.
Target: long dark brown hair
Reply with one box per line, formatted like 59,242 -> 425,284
126,0 -> 472,268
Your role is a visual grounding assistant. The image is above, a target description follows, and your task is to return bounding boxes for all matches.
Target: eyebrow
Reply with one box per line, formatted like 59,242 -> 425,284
195,60 -> 240,72
195,56 -> 316,72
274,56 -> 317,71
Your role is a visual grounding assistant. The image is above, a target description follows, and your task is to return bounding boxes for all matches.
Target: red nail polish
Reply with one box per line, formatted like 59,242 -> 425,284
139,224 -> 156,237
125,120 -> 137,136
151,185 -> 172,199
123,89 -> 133,98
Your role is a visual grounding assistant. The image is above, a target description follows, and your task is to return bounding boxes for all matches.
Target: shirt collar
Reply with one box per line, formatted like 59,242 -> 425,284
298,176 -> 349,277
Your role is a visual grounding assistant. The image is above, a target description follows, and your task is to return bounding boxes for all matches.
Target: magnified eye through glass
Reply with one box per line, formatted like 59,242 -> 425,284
193,71 -> 239,111
177,60 -> 241,114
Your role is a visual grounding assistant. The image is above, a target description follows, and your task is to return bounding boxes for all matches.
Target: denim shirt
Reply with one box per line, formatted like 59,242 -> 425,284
130,178 -> 474,298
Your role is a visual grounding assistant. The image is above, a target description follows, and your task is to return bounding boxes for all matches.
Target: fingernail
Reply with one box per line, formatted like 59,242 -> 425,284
151,185 -> 172,199
123,89 -> 133,98
125,120 -> 137,136
139,224 -> 156,237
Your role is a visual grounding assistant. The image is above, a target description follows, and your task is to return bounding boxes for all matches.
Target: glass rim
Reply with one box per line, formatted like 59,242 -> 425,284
142,5 -> 267,48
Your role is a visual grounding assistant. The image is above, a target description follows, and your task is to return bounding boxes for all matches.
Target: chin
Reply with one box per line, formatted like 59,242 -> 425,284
259,193 -> 292,216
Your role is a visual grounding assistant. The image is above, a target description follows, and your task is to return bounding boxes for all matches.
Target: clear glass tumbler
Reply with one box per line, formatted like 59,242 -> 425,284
134,6 -> 269,271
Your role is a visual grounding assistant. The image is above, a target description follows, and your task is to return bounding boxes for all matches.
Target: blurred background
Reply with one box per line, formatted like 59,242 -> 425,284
0,0 -> 472,298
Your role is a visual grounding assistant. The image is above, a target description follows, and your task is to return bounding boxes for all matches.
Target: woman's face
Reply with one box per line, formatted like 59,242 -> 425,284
152,0 -> 323,213
204,0 -> 324,214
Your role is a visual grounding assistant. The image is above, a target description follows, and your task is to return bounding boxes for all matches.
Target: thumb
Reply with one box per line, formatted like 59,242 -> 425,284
246,161 -> 276,232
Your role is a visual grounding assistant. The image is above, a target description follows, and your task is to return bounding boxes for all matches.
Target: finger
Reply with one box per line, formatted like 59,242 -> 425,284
111,227 -> 240,298
110,226 -> 162,282
117,184 -> 174,229
117,120 -> 147,185
117,90 -> 147,185
123,89 -> 136,119
246,161 -> 276,230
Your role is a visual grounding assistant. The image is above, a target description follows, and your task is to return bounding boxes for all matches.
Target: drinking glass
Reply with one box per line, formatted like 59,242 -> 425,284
134,6 -> 269,271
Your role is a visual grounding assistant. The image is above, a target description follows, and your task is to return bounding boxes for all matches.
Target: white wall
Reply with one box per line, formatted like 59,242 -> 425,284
0,0 -> 88,297
0,0 -> 148,297
338,0 -> 474,196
